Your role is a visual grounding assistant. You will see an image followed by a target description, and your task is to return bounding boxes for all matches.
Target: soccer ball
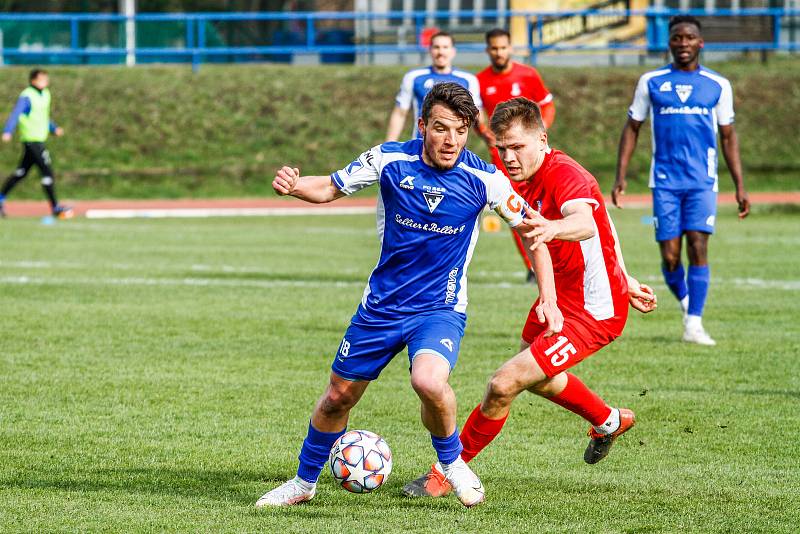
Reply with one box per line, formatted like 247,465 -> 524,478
329,429 -> 392,493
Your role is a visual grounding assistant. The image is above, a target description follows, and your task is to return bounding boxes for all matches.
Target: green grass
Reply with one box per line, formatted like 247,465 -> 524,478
0,56 -> 798,199
0,205 -> 798,531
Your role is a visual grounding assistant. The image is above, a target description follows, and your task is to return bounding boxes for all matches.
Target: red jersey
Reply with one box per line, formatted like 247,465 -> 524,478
516,149 -> 628,329
477,62 -> 553,119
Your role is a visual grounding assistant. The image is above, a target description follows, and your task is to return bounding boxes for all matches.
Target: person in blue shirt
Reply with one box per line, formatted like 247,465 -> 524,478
385,31 -> 491,144
613,15 -> 749,346
255,83 -> 562,508
0,69 -> 72,219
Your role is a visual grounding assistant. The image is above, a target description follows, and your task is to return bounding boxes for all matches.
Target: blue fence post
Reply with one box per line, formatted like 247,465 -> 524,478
193,15 -> 205,73
186,17 -> 194,49
307,14 -> 316,49
70,17 -> 80,64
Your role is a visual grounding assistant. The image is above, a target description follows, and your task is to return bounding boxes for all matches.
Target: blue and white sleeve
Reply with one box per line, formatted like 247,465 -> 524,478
714,78 -> 735,126
483,169 -> 528,228
628,75 -> 651,122
330,145 -> 382,195
3,96 -> 31,135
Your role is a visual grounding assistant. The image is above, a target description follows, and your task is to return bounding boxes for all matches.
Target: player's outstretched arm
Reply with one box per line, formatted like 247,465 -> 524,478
272,166 -> 344,204
385,106 -> 409,142
607,210 -> 657,313
719,124 -> 750,219
613,118 -> 643,208
522,202 -> 595,249
519,233 -> 563,336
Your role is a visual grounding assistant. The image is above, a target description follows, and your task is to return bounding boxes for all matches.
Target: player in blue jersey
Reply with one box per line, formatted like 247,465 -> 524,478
256,83 -> 562,508
613,15 -> 749,345
385,32 -> 490,144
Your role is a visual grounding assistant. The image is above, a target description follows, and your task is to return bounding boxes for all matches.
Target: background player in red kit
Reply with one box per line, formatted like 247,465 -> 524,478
403,97 -> 656,499
477,28 -> 556,282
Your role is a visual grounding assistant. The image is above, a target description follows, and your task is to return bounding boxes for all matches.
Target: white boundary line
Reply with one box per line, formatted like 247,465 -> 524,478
1,274 -> 798,291
84,207 -> 376,219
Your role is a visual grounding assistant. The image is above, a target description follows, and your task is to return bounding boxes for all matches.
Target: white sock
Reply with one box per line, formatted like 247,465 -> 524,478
593,408 -> 620,435
293,476 -> 316,490
685,314 -> 703,330
680,296 -> 689,314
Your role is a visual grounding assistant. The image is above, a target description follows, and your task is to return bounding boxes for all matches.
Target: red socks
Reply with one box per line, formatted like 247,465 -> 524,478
459,404 -> 508,463
547,373 -> 611,426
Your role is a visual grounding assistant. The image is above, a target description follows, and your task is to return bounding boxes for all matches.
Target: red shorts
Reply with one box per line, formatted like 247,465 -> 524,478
521,302 -> 628,378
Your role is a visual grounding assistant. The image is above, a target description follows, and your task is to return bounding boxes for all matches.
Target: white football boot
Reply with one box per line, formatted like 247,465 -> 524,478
255,477 -> 316,507
683,315 -> 716,346
440,457 -> 485,507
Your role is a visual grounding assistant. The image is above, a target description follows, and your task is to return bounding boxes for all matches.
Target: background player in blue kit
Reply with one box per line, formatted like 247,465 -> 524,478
385,32 -> 489,144
613,15 -> 750,346
256,83 -> 562,508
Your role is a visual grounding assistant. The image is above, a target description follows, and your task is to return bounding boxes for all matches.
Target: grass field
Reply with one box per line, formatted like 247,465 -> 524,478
0,57 -> 798,199
1,205 -> 798,532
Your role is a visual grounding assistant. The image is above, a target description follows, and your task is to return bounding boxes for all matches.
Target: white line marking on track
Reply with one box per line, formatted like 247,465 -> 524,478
84,207 -> 376,219
1,274 -> 798,291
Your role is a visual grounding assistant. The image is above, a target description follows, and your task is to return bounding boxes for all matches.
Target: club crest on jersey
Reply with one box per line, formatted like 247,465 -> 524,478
511,82 -> 522,96
422,185 -> 446,213
659,81 -> 672,92
486,86 -> 497,95
399,176 -> 415,190
440,338 -> 454,352
675,84 -> 693,103
424,79 -> 435,90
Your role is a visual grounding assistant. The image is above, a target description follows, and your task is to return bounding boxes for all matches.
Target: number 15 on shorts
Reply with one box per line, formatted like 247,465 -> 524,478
544,335 -> 576,367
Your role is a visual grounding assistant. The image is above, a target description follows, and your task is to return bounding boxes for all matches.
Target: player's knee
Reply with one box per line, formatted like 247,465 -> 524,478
410,374 -> 447,402
41,176 -> 54,186
319,386 -> 358,416
661,255 -> 681,271
487,373 -> 519,404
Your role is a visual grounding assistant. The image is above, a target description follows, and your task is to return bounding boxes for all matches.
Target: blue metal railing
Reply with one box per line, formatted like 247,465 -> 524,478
0,8 -> 797,69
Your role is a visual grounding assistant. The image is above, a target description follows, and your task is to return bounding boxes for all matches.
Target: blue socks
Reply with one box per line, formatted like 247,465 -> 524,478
661,263 -> 688,302
662,263 -> 710,317
687,265 -> 710,317
431,428 -> 463,465
297,422 -> 346,484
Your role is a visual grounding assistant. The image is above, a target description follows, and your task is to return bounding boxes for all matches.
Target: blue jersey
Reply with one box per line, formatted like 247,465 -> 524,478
331,139 -> 527,317
395,67 -> 482,140
628,64 -> 735,192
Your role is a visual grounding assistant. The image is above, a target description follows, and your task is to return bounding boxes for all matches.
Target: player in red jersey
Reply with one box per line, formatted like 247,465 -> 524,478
477,28 -> 556,282
402,97 -> 657,499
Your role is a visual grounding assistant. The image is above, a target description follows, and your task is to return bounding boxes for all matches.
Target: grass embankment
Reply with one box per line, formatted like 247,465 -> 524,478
0,57 -> 797,199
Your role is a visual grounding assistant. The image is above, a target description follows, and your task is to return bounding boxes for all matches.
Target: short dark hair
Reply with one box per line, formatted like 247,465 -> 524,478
485,28 -> 511,43
421,82 -> 479,128
669,15 -> 702,33
430,31 -> 454,46
29,68 -> 47,82
490,97 -> 544,136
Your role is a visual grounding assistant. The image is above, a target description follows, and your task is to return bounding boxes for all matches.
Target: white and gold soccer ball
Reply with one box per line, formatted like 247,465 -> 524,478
328,430 -> 392,493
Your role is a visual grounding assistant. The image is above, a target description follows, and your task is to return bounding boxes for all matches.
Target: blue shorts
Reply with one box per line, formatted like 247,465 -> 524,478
652,188 -> 717,242
331,306 -> 466,381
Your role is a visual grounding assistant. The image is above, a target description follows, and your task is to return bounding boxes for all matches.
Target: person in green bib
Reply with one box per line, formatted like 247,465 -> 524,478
0,69 -> 71,218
